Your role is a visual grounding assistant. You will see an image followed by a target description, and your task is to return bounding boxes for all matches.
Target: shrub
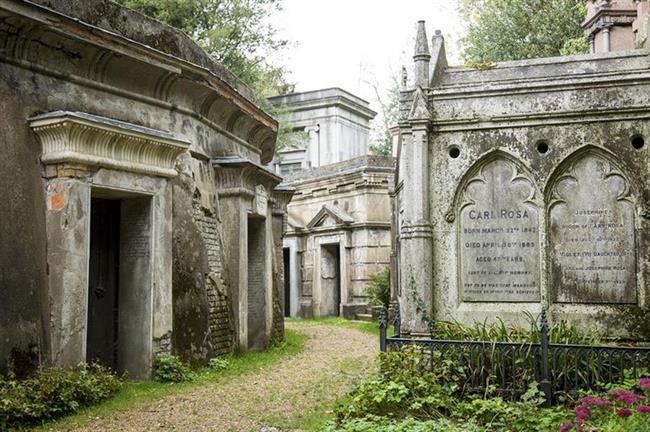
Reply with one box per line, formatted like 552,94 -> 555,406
335,346 -> 463,422
561,377 -> 650,432
323,416 -> 483,432
366,267 -> 390,309
0,364 -> 121,430
208,357 -> 229,371
153,354 -> 192,383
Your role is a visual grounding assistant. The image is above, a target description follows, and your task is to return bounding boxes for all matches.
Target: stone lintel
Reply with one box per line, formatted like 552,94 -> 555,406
30,111 -> 190,178
213,156 -> 282,187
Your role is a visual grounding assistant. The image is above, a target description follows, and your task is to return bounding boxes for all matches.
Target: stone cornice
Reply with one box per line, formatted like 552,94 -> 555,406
431,67 -> 650,100
0,0 -> 278,163
583,6 -> 637,31
30,111 -> 190,178
430,104 -> 650,132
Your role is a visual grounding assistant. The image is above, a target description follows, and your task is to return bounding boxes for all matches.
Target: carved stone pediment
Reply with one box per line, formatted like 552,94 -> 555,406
306,204 -> 354,229
30,111 -> 190,178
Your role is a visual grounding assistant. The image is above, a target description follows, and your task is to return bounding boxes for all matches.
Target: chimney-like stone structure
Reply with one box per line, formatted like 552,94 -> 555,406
413,20 -> 430,87
583,0 -> 649,53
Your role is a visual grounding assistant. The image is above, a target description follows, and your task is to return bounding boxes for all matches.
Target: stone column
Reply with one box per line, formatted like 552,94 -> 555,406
602,26 -> 611,52
589,35 -> 595,53
398,118 -> 434,335
44,177 -> 91,366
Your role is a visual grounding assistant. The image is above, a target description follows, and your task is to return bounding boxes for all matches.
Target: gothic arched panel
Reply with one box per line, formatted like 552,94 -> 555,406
548,150 -> 637,304
457,155 -> 541,303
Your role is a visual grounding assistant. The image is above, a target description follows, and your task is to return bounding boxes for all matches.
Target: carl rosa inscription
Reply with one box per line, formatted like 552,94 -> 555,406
459,159 -> 541,302
550,154 -> 636,304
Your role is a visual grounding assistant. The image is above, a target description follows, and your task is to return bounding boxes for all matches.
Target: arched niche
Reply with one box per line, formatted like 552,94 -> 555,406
454,152 -> 542,303
547,147 -> 638,304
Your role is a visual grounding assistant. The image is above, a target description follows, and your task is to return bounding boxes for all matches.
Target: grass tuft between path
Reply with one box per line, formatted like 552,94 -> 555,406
37,329 -> 307,431
287,317 -> 382,336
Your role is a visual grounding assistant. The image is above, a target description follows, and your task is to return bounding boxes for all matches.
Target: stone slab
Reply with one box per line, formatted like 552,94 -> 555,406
459,159 -> 541,302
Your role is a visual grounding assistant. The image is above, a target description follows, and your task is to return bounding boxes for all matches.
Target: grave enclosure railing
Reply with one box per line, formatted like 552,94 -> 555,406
378,309 -> 650,405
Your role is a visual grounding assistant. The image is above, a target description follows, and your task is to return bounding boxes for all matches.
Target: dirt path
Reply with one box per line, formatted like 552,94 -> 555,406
54,321 -> 377,432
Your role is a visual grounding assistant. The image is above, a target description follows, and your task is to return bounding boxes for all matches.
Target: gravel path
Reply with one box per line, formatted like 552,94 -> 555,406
54,321 -> 377,432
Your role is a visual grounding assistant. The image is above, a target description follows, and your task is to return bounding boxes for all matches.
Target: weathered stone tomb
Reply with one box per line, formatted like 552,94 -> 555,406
394,20 -> 649,337
0,0 -> 290,378
269,89 -> 395,319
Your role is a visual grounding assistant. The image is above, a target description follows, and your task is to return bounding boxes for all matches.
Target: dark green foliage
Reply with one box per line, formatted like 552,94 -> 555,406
366,267 -> 391,309
0,365 -> 121,430
207,357 -> 229,371
153,354 -> 193,383
332,345 -> 568,431
460,0 -> 589,63
331,312 -> 650,431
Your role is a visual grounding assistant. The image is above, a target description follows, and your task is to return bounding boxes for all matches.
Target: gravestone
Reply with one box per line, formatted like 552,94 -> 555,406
459,159 -> 541,302
549,154 -> 637,304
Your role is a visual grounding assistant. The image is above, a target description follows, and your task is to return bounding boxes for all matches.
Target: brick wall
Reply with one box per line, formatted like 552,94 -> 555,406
192,194 -> 234,355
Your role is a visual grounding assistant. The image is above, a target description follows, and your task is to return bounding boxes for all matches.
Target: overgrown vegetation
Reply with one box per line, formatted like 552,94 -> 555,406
366,267 -> 391,309
327,321 -> 650,431
0,364 -> 121,431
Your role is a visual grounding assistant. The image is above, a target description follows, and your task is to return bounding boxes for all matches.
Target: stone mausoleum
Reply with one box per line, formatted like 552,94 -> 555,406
0,0 -> 291,378
269,89 -> 395,319
394,8 -> 649,337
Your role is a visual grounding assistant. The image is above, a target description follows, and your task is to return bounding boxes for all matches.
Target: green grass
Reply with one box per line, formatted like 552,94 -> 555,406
287,316 -> 383,336
37,329 -> 307,431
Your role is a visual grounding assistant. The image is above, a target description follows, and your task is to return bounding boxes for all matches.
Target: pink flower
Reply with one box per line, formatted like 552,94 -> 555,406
617,408 -> 633,418
559,421 -> 573,432
579,396 -> 610,407
574,405 -> 590,423
608,389 -> 646,404
639,378 -> 650,391
637,405 -> 650,414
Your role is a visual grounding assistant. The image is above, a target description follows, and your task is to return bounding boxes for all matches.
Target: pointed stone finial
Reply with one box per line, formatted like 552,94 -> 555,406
413,20 -> 431,87
414,20 -> 430,56
401,66 -> 408,89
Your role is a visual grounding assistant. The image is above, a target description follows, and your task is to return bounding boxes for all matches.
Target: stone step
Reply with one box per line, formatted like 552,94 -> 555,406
355,313 -> 374,322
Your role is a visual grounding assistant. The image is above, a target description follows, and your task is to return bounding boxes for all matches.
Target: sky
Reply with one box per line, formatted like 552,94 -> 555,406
271,0 -> 466,110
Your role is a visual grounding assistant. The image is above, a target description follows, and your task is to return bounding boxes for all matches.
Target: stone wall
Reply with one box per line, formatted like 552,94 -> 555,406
395,23 -> 649,338
0,85 -> 47,374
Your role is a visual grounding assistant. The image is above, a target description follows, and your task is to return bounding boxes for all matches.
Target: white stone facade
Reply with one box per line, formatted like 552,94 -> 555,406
268,88 -> 377,174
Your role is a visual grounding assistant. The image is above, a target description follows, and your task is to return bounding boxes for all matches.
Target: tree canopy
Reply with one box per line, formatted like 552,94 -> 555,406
116,0 -> 299,150
460,0 -> 588,64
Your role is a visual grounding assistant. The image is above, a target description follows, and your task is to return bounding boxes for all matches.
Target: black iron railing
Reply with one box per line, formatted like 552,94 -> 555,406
378,309 -> 650,405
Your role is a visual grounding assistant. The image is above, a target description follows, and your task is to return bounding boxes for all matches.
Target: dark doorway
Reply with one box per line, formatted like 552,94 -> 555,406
283,247 -> 291,317
87,198 -> 121,370
321,244 -> 341,316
